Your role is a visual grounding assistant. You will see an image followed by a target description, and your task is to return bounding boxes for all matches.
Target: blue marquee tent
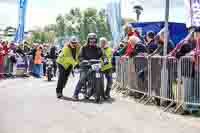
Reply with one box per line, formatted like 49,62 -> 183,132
130,21 -> 188,45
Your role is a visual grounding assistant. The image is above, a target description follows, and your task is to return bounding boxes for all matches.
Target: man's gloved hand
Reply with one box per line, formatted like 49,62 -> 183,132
74,64 -> 80,69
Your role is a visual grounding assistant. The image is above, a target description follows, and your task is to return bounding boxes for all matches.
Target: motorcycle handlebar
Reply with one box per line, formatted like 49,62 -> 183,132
81,59 -> 101,63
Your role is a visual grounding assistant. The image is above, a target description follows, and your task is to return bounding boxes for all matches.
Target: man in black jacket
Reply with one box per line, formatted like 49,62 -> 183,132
73,33 -> 103,100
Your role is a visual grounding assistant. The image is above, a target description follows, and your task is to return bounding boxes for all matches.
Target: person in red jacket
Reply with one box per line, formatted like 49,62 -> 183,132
2,41 -> 10,77
121,24 -> 140,58
0,43 -> 4,78
2,41 -> 9,55
127,24 -> 139,39
123,36 -> 141,57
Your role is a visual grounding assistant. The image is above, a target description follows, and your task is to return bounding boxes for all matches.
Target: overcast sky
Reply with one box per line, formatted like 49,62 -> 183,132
0,0 -> 185,30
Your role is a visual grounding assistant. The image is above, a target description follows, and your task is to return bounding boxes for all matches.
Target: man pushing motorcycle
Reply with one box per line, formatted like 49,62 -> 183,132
72,33 -> 105,101
56,36 -> 80,99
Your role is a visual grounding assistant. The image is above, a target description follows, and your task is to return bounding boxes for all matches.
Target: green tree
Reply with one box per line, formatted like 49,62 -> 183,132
30,31 -> 56,44
54,7 -> 112,45
56,15 -> 66,37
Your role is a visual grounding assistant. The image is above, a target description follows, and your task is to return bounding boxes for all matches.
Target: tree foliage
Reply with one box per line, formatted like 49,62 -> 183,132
30,31 -> 56,44
28,7 -> 112,45
55,7 -> 112,44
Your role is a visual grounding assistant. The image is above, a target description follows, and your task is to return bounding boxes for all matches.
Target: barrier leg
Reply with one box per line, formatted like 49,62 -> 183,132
138,94 -> 147,103
163,101 -> 175,112
144,96 -> 153,105
174,103 -> 184,113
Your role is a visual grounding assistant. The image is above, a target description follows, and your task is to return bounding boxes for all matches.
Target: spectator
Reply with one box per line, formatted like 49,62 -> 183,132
7,43 -> 17,77
113,41 -> 127,56
169,31 -> 195,58
123,36 -> 147,57
2,41 -> 9,55
127,24 -> 139,39
145,31 -> 158,54
0,44 -> 4,78
32,45 -> 43,78
2,41 -> 10,77
112,41 -> 127,72
150,31 -> 175,56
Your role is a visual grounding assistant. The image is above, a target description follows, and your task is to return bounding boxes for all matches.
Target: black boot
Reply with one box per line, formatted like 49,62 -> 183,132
57,93 -> 63,99
105,88 -> 111,99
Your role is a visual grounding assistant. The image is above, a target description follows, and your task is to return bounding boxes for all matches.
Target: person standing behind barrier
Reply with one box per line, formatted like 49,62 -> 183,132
125,24 -> 140,39
2,41 -> 10,77
112,41 -> 127,72
122,25 -> 140,57
56,37 -> 80,99
145,31 -> 157,54
32,45 -> 43,78
151,31 -> 175,56
123,36 -> 147,58
7,43 -> 17,77
28,44 -> 37,75
0,44 -> 4,79
100,37 -> 113,99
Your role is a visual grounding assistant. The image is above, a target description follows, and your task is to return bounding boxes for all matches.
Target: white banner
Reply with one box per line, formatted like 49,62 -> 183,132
106,0 -> 122,47
185,0 -> 200,27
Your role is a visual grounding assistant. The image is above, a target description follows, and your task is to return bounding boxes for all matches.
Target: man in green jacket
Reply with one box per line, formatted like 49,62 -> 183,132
100,37 -> 113,99
56,36 -> 80,98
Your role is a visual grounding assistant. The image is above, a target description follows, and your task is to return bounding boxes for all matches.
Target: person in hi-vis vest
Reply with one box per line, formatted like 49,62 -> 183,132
100,37 -> 113,99
56,36 -> 80,99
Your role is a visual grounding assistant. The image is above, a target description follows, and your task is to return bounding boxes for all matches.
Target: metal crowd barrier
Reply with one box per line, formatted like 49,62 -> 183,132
149,57 -> 178,102
127,56 -> 149,95
115,55 -> 200,112
0,55 -> 14,76
0,54 -> 29,78
180,56 -> 200,107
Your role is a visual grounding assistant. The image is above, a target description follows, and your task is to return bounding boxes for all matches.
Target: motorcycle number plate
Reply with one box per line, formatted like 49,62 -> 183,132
96,73 -> 101,78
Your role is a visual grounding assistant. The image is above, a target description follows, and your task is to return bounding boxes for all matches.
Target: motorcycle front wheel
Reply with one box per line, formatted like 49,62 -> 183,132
93,73 -> 104,103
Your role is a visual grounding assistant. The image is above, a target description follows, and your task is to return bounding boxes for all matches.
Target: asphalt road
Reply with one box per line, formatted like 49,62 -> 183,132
0,76 -> 200,133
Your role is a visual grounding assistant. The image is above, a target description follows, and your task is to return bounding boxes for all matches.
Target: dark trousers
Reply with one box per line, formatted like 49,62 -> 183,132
43,62 -> 46,76
53,60 -> 57,76
74,70 -> 90,96
104,69 -> 113,96
56,64 -> 72,94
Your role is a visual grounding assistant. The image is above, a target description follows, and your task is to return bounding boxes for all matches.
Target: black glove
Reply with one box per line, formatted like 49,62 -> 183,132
74,64 -> 80,69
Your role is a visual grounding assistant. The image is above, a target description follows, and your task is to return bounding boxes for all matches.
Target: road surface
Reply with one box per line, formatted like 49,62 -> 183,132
0,76 -> 200,133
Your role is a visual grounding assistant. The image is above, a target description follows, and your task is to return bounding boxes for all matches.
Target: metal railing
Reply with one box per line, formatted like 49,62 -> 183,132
114,55 -> 200,112
0,54 -> 29,78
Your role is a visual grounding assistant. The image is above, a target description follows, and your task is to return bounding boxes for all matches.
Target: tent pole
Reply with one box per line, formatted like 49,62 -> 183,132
163,0 -> 170,56
161,0 -> 170,106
